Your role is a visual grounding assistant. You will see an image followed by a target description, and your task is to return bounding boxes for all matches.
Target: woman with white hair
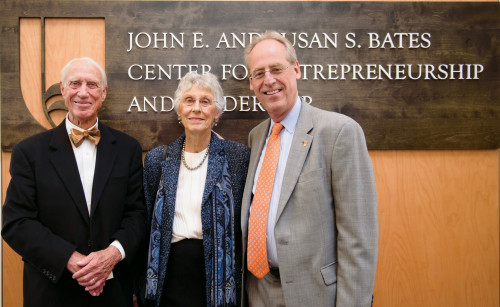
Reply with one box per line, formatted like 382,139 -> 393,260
140,72 -> 249,307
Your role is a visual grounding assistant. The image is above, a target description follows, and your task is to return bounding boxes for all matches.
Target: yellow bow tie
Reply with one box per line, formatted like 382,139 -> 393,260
69,127 -> 101,147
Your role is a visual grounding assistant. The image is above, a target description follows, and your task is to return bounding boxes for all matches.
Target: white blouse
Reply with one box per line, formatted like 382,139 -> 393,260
171,148 -> 208,243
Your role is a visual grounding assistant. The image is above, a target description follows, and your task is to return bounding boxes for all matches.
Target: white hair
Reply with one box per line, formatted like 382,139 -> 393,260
173,71 -> 225,115
61,57 -> 107,89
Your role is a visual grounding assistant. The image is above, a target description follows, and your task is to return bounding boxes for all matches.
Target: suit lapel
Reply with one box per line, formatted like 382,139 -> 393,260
90,123 -> 117,217
276,103 -> 314,221
49,121 -> 89,223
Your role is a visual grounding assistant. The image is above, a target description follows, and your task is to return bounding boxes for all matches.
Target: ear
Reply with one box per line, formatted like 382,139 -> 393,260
214,107 -> 221,120
294,61 -> 301,80
101,86 -> 108,100
249,78 -> 254,91
60,81 -> 64,93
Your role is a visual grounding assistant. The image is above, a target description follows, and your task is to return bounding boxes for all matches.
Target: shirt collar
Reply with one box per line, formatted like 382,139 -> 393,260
65,113 -> 99,134
268,96 -> 302,136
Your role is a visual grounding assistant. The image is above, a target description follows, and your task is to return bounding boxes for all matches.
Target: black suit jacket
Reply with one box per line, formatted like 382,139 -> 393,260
2,120 -> 147,307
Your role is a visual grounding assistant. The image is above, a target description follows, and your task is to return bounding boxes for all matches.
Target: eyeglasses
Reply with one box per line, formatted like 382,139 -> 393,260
249,64 -> 293,80
182,97 -> 214,108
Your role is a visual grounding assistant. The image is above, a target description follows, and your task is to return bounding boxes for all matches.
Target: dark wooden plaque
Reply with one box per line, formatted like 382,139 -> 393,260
2,1 -> 499,150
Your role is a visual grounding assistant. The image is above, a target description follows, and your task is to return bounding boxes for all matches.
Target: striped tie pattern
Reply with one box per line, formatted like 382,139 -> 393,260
247,122 -> 283,279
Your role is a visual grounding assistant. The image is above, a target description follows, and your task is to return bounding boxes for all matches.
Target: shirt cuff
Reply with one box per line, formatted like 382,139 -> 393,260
110,240 -> 126,260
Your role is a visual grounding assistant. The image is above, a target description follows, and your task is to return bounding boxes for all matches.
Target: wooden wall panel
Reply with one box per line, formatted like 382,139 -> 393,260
19,18 -> 105,131
3,149 -> 498,307
1,152 -> 23,307
18,18 -> 105,131
44,18 -> 105,127
44,18 -> 105,90
19,18 -> 47,129
5,2 -> 500,151
371,150 -> 499,307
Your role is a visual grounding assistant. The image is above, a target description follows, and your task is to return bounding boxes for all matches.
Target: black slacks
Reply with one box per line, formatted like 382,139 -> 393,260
161,239 -> 206,307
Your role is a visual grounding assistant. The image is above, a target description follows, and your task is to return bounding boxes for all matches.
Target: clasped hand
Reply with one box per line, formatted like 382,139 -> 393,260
66,246 -> 122,296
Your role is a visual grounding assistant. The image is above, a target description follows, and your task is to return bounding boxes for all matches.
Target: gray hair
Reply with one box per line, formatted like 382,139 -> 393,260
174,71 -> 225,115
61,57 -> 107,89
244,30 -> 298,68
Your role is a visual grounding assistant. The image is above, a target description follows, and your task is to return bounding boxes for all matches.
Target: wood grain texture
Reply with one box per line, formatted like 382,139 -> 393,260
371,150 -> 499,307
19,19 -> 49,129
101,1 -> 500,150
44,18 -> 105,127
2,1 -> 500,150
4,149 -> 498,306
45,18 -> 105,90
1,152 -> 23,307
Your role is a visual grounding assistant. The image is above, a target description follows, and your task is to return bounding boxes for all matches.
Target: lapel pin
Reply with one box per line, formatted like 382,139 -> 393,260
303,141 -> 307,147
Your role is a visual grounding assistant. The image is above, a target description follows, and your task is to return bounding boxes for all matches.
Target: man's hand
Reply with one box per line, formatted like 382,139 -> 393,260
88,284 -> 105,297
72,246 -> 122,294
67,251 -> 104,296
66,251 -> 86,274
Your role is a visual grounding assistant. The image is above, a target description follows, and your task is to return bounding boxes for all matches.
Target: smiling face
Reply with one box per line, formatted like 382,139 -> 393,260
60,60 -> 107,129
178,85 -> 220,136
248,39 -> 301,123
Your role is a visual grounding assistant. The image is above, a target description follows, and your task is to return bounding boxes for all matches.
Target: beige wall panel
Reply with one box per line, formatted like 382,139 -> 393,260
371,150 -> 499,307
3,150 -> 498,307
2,153 -> 11,203
1,241 -> 22,307
44,18 -> 105,89
2,152 -> 23,307
44,18 -> 105,126
19,18 -> 48,129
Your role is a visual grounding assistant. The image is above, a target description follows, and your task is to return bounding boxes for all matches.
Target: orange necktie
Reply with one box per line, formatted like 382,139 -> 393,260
69,127 -> 101,147
247,122 -> 283,279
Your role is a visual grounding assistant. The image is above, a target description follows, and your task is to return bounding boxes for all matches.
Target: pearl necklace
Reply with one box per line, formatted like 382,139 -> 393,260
181,140 -> 210,171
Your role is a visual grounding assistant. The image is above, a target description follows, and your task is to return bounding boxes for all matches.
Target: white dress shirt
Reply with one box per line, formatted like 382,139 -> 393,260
65,115 -> 125,264
252,97 -> 302,267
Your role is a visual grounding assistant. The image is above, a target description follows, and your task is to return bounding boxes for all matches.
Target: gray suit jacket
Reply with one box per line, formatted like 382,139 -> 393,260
241,102 -> 378,306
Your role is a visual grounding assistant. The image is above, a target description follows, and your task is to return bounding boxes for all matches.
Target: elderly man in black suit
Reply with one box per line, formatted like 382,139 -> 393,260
2,57 -> 147,307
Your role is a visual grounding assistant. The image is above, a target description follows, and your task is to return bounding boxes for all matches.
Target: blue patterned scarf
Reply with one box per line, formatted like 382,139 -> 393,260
145,178 -> 164,300
145,160 -> 237,306
207,160 -> 237,306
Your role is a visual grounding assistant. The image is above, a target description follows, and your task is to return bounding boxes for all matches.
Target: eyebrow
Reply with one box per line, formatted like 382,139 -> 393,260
183,93 -> 213,98
253,63 -> 286,71
68,79 -> 100,83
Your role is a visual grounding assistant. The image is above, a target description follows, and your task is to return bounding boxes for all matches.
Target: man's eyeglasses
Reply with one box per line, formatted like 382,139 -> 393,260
249,64 -> 293,80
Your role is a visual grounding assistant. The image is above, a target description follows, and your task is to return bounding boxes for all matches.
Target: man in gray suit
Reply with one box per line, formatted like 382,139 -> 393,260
241,31 -> 378,306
